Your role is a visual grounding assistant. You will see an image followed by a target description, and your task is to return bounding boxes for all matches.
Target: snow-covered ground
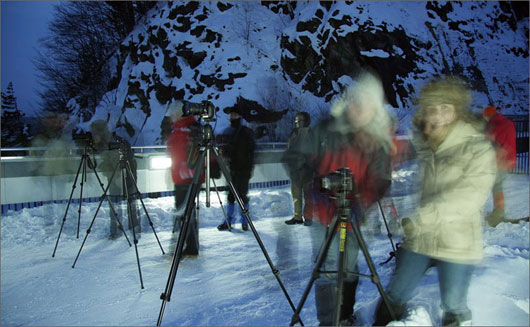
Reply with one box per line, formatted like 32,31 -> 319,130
1,172 -> 528,326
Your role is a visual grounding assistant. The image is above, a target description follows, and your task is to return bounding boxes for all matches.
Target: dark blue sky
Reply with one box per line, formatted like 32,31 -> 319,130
1,1 -> 58,117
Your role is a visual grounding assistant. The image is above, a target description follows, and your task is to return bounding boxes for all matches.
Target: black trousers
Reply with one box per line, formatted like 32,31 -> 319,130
227,172 -> 251,204
173,184 -> 199,255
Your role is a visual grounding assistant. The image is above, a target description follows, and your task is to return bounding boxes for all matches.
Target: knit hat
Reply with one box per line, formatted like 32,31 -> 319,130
482,105 -> 497,118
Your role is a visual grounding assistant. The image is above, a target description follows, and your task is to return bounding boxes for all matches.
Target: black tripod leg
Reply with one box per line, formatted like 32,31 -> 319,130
52,155 -> 85,257
378,200 -> 397,262
158,152 -> 206,326
124,160 -> 165,254
172,212 -> 180,234
350,218 -> 396,321
72,160 -> 121,268
77,157 -> 88,239
289,216 -> 341,326
334,215 -> 349,326
212,146 -> 302,324
211,177 -> 231,231
87,157 -> 131,246
122,166 -> 144,289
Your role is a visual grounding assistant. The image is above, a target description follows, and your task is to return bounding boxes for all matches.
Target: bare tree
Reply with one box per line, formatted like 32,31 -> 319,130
34,1 -> 155,118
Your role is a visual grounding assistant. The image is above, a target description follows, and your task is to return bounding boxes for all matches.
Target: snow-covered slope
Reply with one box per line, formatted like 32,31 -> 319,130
69,1 -> 528,145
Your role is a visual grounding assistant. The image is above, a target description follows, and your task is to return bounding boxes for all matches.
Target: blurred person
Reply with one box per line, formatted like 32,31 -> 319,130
216,107 -> 256,231
286,70 -> 393,325
482,105 -> 516,227
373,77 -> 497,326
283,111 -> 312,225
166,99 -> 201,256
89,120 -> 141,240
30,112 -> 72,175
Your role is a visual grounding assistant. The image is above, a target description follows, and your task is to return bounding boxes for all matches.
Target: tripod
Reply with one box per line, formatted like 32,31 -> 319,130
289,169 -> 396,326
71,145 -> 165,289
157,122 -> 301,326
172,177 -> 230,234
377,199 -> 398,265
52,145 -> 124,257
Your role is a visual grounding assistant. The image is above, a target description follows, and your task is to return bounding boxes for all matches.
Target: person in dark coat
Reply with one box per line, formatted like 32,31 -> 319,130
283,111 -> 312,225
285,71 -> 393,325
216,107 -> 256,231
89,120 -> 140,240
482,105 -> 517,227
166,100 -> 201,256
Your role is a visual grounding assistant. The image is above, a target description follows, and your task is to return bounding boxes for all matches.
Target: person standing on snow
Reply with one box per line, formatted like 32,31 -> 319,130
482,105 -> 517,227
286,70 -> 393,325
216,107 -> 256,231
373,77 -> 497,326
89,120 -> 140,240
166,99 -> 201,256
283,111 -> 312,225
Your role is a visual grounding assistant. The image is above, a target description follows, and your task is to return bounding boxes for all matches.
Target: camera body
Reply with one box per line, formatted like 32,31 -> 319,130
183,101 -> 215,121
320,168 -> 353,194
108,140 -> 125,151
72,131 -> 94,148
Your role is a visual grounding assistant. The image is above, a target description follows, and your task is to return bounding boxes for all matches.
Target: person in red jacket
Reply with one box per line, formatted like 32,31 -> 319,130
285,70 -> 392,325
482,105 -> 516,227
166,100 -> 201,256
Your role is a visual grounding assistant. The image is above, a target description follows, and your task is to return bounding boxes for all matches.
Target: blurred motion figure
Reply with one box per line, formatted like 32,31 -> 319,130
89,120 -> 140,240
374,77 -> 497,326
482,105 -> 517,227
166,100 -> 200,256
285,70 -> 393,325
283,111 -> 312,225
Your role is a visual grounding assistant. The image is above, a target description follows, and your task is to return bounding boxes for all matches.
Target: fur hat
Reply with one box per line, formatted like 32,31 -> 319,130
482,105 -> 497,118
418,77 -> 471,112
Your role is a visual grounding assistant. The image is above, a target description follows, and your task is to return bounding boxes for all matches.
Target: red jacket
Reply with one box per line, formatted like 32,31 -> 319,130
486,113 -> 516,170
285,118 -> 392,227
167,116 -> 201,185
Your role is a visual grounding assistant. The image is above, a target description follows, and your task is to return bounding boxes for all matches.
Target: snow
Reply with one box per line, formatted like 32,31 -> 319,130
1,169 -> 529,326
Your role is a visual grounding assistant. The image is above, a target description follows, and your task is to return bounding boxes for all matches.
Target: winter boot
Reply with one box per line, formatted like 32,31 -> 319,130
315,282 -> 337,326
285,216 -> 304,225
241,203 -> 250,231
217,203 -> 235,231
441,311 -> 472,326
373,298 -> 406,326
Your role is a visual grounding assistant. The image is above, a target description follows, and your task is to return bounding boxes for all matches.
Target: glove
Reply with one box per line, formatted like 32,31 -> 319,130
400,217 -> 416,239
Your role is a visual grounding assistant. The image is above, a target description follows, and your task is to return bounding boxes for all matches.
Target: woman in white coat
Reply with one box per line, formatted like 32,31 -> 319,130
374,77 -> 497,326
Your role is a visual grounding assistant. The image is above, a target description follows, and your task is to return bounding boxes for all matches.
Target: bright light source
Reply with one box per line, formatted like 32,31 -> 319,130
1,156 -> 25,160
150,156 -> 172,170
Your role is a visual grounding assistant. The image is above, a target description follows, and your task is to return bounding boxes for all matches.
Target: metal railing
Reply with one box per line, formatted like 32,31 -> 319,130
0,142 -> 288,157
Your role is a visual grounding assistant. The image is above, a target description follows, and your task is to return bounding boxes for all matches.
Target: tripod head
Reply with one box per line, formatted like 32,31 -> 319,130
200,122 -> 215,145
320,168 -> 361,222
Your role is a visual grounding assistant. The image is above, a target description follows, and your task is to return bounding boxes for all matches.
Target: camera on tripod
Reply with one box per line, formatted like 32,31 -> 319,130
72,131 -> 94,148
320,168 -> 353,194
183,101 -> 215,121
108,139 -> 126,152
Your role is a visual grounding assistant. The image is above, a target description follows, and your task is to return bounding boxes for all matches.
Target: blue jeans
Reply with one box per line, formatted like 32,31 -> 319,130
383,248 -> 474,322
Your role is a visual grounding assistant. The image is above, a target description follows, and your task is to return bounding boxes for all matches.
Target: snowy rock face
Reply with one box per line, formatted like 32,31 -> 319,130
81,1 -> 528,145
